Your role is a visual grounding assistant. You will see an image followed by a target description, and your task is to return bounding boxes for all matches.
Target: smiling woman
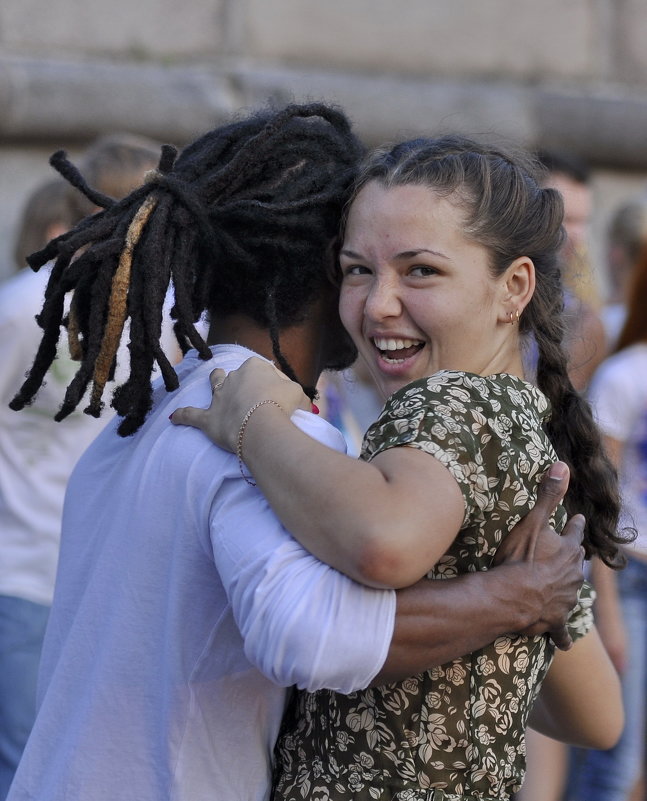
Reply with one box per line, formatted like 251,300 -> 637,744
338,181 -> 532,400
172,135 -> 629,801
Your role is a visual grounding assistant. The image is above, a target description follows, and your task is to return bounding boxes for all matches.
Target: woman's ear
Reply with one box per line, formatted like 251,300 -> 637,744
498,256 -> 535,323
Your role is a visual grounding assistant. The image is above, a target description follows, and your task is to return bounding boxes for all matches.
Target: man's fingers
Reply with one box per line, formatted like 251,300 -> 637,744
548,625 -> 574,652
531,461 -> 570,522
561,513 -> 586,546
561,512 -> 587,568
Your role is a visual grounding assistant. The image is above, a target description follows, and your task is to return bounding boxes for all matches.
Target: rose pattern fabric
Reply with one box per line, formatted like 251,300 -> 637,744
273,371 -> 593,801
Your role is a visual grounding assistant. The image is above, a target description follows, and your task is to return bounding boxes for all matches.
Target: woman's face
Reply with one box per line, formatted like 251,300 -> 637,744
339,181 -> 514,400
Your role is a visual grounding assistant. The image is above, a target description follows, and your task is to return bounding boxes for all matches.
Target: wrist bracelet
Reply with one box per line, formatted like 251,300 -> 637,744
237,399 -> 284,486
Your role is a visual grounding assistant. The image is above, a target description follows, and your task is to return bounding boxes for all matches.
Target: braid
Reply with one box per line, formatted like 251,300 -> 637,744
11,102 -> 363,435
66,302 -> 83,361
535,322 -> 630,567
86,195 -> 159,416
525,227 -> 631,568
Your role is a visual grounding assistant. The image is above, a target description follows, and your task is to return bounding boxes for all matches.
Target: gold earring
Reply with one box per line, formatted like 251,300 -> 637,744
515,309 -> 521,324
509,309 -> 520,325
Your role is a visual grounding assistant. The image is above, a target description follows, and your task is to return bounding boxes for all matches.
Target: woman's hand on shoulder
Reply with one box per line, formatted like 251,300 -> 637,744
170,357 -> 310,452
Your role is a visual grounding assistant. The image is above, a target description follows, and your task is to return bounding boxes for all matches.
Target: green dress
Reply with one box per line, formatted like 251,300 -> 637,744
273,371 -> 593,801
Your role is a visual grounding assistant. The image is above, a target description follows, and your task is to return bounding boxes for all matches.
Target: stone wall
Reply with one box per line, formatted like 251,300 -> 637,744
2,0 -> 647,282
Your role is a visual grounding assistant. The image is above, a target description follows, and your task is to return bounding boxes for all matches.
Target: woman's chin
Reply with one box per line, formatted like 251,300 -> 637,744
371,350 -> 432,396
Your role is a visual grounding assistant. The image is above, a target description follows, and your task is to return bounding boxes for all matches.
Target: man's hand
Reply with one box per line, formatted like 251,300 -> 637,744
494,461 -> 585,650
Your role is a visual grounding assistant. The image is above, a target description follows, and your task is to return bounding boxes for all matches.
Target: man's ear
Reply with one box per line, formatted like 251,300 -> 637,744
498,256 -> 535,323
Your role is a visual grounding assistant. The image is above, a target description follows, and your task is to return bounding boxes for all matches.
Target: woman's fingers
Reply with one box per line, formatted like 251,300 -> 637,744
210,368 -> 227,394
170,357 -> 311,451
169,405 -> 208,430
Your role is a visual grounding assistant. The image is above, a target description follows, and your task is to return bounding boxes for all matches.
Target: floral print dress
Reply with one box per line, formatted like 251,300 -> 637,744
273,371 -> 593,801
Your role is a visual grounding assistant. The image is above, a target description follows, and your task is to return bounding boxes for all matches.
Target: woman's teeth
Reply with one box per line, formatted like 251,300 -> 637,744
373,337 -> 418,351
373,337 -> 424,363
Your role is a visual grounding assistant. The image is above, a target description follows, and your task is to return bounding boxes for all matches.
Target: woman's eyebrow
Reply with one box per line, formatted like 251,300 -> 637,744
340,247 -> 451,260
395,248 -> 451,261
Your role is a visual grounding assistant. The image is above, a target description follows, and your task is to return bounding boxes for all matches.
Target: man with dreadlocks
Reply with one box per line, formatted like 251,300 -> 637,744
7,103 -> 584,801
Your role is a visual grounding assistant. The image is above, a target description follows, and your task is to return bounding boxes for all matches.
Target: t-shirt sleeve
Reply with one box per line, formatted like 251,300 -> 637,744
362,373 -> 505,527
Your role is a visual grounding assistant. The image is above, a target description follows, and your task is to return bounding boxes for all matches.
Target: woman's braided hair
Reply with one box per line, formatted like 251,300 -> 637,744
10,103 -> 364,436
343,135 -> 631,568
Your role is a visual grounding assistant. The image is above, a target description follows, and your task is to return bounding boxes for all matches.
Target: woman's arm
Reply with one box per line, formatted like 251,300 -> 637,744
590,556 -> 627,673
241,406 -> 464,588
172,358 -> 464,589
527,625 -> 622,749
589,435 -> 627,672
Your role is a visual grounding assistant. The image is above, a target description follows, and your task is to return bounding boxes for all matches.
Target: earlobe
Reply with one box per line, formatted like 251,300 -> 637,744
499,257 -> 535,323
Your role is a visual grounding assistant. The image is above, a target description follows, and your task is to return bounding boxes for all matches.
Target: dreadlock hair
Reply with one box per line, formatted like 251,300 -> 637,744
341,135 -> 631,568
10,103 -> 364,437
65,133 -> 163,220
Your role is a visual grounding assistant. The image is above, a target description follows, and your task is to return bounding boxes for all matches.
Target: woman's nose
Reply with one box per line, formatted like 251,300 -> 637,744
364,277 -> 402,321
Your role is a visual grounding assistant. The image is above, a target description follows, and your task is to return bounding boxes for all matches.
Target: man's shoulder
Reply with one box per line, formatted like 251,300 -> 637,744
292,408 -> 347,452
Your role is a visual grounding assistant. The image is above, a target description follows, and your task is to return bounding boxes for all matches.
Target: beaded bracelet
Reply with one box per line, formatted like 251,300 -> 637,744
236,399 -> 284,486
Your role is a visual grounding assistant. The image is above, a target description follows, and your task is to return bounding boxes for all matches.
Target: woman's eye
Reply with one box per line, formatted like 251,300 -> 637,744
342,264 -> 370,277
410,265 -> 437,277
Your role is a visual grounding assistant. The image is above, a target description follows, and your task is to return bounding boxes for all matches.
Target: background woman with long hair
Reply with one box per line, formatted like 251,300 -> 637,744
571,222 -> 647,801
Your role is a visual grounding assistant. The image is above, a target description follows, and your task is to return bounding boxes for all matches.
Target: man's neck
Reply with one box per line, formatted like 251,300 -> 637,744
207,313 -> 321,389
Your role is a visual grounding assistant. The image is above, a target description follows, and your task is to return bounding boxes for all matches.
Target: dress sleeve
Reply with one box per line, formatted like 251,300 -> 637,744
362,373 -> 506,528
565,580 -> 595,643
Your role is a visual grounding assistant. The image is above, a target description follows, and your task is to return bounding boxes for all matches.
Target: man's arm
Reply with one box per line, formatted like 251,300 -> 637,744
375,462 -> 585,683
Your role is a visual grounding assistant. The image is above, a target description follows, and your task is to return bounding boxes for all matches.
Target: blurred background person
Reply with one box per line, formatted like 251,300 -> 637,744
564,189 -> 647,801
0,132 -> 164,800
11,180 -> 75,276
602,195 -> 647,349
566,217 -> 647,801
537,150 -> 607,391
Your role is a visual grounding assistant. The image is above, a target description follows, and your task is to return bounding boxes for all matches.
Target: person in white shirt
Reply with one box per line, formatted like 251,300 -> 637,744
6,103 -> 584,801
0,134 -> 175,801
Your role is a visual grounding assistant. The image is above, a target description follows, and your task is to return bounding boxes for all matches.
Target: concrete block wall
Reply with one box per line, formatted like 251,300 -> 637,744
244,0 -> 600,80
3,0 -> 643,84
1,0 -> 647,283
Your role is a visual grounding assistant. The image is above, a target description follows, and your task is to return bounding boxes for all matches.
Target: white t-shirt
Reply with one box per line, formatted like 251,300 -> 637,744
0,267 -> 184,606
8,344 -> 395,801
588,342 -> 647,553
